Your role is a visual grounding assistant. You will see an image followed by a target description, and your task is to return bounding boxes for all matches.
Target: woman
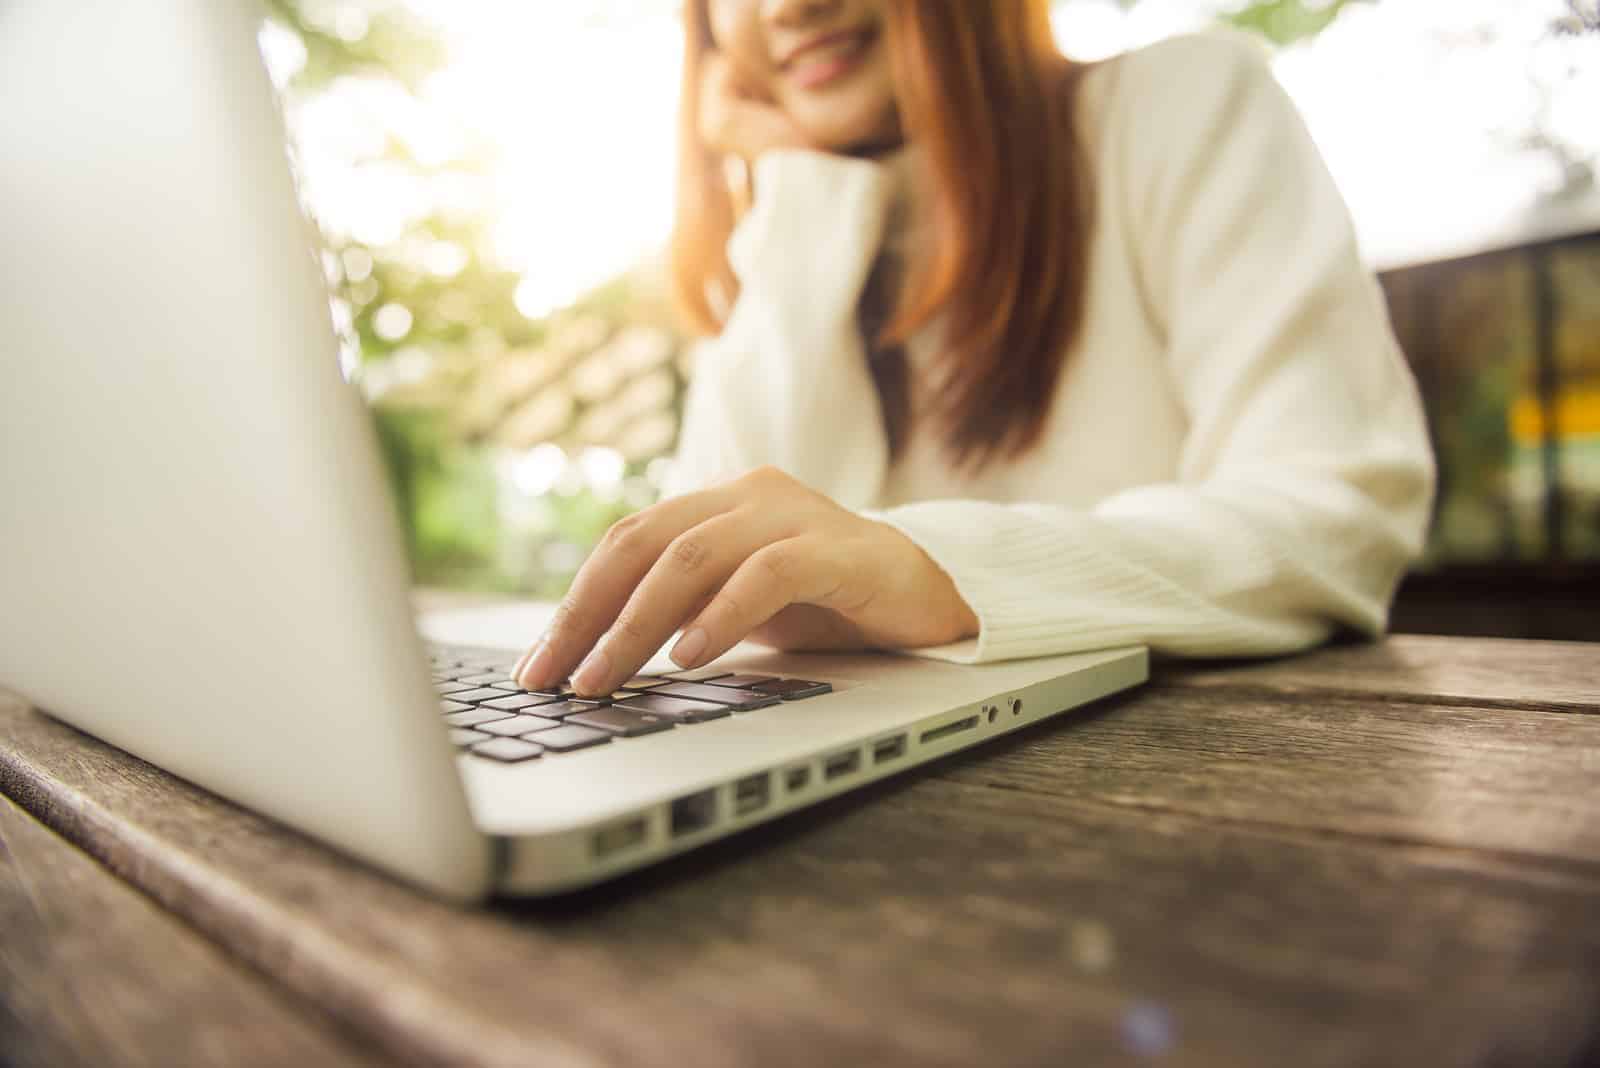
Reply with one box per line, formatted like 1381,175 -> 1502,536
512,0 -> 1434,698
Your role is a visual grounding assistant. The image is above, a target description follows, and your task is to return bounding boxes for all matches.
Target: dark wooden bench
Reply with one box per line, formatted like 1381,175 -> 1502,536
3,628 -> 1597,1066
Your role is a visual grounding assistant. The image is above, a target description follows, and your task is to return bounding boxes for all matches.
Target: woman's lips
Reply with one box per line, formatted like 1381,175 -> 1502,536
784,28 -> 875,90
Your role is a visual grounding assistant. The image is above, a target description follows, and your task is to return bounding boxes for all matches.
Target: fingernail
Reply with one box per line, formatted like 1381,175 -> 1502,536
510,647 -> 533,681
518,639 -> 551,688
573,647 -> 611,694
671,627 -> 707,668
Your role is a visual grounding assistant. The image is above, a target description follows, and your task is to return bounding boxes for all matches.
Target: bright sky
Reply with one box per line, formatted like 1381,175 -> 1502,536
269,0 -> 1599,318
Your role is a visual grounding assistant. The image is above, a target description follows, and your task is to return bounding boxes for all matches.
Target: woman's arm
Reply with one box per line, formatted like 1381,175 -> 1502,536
864,33 -> 1436,662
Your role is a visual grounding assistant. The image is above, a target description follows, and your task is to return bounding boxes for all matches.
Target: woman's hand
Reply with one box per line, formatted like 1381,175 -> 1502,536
698,52 -> 811,163
511,467 -> 980,697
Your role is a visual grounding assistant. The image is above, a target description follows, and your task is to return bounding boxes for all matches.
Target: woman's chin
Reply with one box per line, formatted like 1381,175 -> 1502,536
791,102 -> 903,157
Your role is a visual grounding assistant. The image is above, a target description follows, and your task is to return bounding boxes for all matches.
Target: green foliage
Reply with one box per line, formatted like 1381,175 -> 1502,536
346,217 -> 540,367
1065,0 -> 1380,47
262,0 -> 445,90
1218,0 -> 1376,46
373,408 -> 501,585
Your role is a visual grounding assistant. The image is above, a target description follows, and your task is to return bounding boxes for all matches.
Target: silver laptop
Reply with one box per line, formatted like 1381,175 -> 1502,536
0,2 -> 1147,899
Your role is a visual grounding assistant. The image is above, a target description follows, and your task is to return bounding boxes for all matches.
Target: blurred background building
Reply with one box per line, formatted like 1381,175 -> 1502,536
258,0 -> 1600,638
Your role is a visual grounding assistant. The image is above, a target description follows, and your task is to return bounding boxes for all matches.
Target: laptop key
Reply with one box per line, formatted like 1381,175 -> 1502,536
470,737 -> 544,763
566,707 -> 675,737
449,728 -> 491,747
456,672 -> 514,686
618,676 -> 671,690
435,681 -> 476,696
460,663 -> 515,677
522,685 -> 586,700
701,674 -> 779,689
525,699 -> 606,720
528,724 -> 613,752
650,681 -> 780,710
440,699 -> 473,714
611,692 -> 731,723
445,687 -> 511,704
480,693 -> 563,712
750,678 -> 833,700
443,708 -> 514,728
475,714 -> 562,737
664,668 -> 731,683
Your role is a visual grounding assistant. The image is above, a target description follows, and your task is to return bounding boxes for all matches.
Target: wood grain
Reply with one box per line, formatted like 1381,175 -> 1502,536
1156,633 -> 1600,713
0,792 -> 381,1068
939,686 -> 1600,865
4,682 -> 1598,1068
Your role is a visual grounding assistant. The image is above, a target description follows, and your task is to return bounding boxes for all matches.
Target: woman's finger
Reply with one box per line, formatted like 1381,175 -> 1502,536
516,486 -> 739,690
671,535 -> 857,670
698,51 -> 807,161
567,508 -> 790,695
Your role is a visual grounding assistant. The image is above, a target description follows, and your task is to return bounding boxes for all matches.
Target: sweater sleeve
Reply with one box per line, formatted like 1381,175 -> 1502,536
663,150 -> 895,506
863,34 -> 1436,663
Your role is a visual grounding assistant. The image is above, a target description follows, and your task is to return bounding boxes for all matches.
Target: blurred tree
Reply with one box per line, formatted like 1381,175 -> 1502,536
263,0 -> 444,88
1216,0 -> 1372,46
1078,0 -> 1378,46
264,1 -> 555,588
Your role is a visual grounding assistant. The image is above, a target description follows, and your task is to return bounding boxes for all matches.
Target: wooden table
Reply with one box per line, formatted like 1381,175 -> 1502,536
3,629 -> 1598,1067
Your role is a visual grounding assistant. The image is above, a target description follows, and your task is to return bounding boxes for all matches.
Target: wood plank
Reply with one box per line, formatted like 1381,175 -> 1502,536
3,692 -> 1597,1068
0,792 -> 382,1068
938,686 -> 1600,865
1156,633 -> 1600,713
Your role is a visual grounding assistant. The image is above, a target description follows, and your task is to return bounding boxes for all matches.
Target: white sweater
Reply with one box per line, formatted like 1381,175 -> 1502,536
666,32 -> 1436,664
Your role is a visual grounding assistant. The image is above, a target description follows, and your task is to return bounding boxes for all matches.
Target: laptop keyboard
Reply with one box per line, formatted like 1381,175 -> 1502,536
427,642 -> 833,763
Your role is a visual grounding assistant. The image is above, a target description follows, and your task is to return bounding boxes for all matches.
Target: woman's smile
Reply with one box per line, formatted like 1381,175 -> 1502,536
781,26 -> 879,90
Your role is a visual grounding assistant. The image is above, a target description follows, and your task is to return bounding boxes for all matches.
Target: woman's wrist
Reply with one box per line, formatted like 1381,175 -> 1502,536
727,149 -> 896,290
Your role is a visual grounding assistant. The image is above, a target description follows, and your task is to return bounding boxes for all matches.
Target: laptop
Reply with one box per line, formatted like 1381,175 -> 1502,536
0,2 -> 1147,900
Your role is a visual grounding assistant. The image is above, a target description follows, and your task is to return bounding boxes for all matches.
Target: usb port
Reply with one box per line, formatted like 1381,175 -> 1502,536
591,816 -> 647,859
669,788 -> 716,837
733,772 -> 771,816
784,765 -> 811,793
920,714 -> 979,744
872,735 -> 906,765
823,749 -> 861,781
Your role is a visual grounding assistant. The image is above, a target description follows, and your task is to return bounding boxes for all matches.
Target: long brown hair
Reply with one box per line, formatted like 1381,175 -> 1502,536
671,0 -> 1094,471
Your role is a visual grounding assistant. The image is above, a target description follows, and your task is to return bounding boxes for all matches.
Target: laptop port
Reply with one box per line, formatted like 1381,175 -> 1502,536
823,749 -> 861,781
784,765 -> 811,793
733,772 -> 771,816
591,816 -> 647,859
920,713 -> 979,744
669,788 -> 716,838
871,734 -> 906,765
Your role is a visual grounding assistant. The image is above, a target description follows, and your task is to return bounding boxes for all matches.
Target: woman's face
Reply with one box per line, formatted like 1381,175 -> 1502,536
707,0 -> 900,154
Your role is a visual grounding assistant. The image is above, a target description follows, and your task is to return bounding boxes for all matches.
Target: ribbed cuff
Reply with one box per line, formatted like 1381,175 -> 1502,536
726,150 -> 895,296
862,501 -> 1129,663
861,499 -> 1322,663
